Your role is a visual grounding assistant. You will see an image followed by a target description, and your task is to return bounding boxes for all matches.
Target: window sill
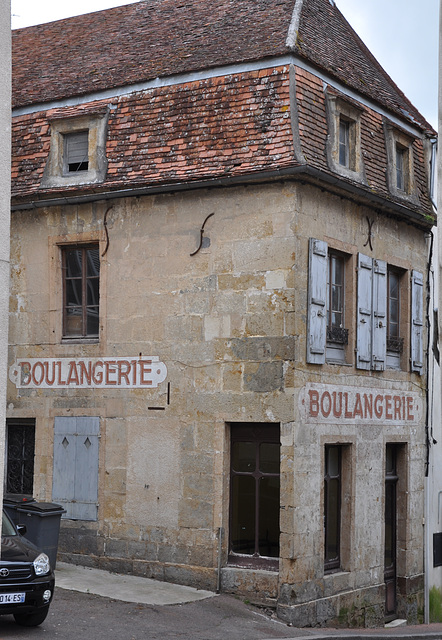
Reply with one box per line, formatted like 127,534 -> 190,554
61,338 -> 99,345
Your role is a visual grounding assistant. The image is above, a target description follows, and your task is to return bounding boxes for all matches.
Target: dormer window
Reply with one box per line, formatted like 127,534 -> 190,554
41,109 -> 109,188
325,92 -> 366,184
64,131 -> 89,174
383,120 -> 418,203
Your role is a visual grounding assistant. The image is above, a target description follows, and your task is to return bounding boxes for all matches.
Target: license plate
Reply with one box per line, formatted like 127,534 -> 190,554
0,593 -> 25,604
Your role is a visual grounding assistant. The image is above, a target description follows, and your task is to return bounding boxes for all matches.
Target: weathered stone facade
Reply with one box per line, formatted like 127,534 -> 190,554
9,0 -> 436,628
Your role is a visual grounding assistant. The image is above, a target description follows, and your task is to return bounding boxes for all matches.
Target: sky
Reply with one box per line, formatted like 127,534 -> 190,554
10,0 -> 439,130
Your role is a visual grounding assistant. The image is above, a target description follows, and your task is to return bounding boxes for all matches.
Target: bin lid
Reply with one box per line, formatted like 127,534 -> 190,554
16,501 -> 66,515
3,494 -> 35,505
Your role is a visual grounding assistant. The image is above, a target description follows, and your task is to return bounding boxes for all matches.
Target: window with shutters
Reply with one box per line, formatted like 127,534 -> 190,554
62,244 -> 100,340
52,417 -> 100,521
307,239 -> 423,374
307,239 -> 351,365
386,267 -> 405,370
41,110 -> 109,188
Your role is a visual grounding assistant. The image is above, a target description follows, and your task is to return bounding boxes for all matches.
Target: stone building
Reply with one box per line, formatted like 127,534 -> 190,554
9,0 -> 436,627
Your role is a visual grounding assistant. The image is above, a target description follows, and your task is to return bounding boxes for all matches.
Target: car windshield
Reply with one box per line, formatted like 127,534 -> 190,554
2,511 -> 18,536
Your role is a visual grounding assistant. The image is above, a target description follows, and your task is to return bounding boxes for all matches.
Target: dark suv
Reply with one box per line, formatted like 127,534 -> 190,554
0,509 -> 54,626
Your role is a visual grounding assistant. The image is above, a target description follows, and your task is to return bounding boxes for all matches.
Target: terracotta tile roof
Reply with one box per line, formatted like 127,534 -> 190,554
12,0 -> 433,134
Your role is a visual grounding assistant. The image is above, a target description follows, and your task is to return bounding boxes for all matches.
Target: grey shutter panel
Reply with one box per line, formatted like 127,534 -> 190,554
307,238 -> 327,364
357,253 -> 373,370
411,270 -> 424,374
372,259 -> 387,371
52,417 -> 99,521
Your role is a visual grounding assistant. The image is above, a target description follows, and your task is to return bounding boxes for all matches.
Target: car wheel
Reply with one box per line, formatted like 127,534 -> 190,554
13,605 -> 50,627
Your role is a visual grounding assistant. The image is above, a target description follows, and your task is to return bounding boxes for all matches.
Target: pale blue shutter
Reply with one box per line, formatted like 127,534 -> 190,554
411,270 -> 424,374
307,238 -> 327,364
372,259 -> 387,371
52,417 -> 100,521
357,253 -> 373,370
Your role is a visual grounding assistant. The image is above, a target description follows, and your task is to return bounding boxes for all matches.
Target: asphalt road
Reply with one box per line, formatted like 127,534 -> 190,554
0,587 -> 312,640
0,587 -> 441,640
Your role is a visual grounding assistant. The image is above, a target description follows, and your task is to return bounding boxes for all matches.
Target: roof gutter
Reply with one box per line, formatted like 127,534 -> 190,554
11,165 -> 434,230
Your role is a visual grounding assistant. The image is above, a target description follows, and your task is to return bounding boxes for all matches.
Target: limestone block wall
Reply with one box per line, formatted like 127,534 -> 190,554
7,178 -> 428,625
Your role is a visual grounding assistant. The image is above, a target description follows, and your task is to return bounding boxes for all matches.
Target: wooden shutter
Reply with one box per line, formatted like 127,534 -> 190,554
307,238 -> 327,364
411,270 -> 424,374
372,259 -> 387,371
356,253 -> 373,370
52,417 -> 100,521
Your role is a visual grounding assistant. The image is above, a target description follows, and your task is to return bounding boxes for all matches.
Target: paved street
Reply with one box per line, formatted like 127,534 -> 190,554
0,586 -> 441,640
0,564 -> 441,640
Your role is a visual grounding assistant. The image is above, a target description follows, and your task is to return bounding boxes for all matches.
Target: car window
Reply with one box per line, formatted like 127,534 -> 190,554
2,511 -> 18,536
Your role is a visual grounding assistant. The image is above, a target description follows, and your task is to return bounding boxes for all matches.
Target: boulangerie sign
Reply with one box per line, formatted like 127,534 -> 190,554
299,383 -> 422,425
9,357 -> 167,389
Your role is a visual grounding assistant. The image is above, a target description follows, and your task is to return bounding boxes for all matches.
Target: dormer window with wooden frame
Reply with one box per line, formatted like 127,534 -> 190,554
383,120 -> 418,203
325,92 -> 366,184
41,109 -> 109,188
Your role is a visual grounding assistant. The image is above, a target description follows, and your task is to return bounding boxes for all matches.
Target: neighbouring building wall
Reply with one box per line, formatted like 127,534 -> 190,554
0,0 -> 11,528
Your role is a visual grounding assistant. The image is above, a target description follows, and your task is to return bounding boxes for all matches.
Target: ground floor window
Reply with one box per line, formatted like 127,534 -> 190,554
229,423 -> 280,569
6,419 -> 35,495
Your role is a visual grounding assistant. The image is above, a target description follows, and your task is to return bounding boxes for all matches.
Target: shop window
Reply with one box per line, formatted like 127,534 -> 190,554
229,423 -> 280,570
52,417 -> 100,521
5,419 -> 35,496
62,244 -> 100,340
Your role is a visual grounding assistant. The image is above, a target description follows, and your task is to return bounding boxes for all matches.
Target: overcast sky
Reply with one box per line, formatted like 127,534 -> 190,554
10,0 -> 439,130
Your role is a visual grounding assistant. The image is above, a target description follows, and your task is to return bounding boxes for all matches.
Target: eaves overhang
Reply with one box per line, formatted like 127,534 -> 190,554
11,165 -> 436,231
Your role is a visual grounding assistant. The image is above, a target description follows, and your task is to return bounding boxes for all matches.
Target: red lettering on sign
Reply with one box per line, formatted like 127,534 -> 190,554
308,390 -> 319,417
105,360 -> 117,385
31,361 -> 45,386
374,395 -> 383,419
353,393 -> 363,419
321,391 -> 331,418
344,393 -> 353,418
139,360 -> 153,385
66,361 -> 80,385
332,392 -> 342,418
394,396 -> 401,420
385,395 -> 392,419
92,361 -> 103,385
79,361 -> 92,385
407,396 -> 414,421
118,360 -> 131,385
363,394 -> 373,419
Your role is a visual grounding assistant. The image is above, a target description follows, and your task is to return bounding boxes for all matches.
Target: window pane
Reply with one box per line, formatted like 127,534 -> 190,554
86,248 -> 100,277
259,443 -> 280,474
232,442 -> 255,472
258,476 -> 280,557
384,482 -> 395,569
339,120 -> 349,167
231,475 -> 256,555
66,278 -> 82,307
86,307 -> 100,336
65,308 -> 83,336
325,477 -> 340,562
327,446 -> 340,477
65,249 -> 83,278
87,277 -> 99,307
